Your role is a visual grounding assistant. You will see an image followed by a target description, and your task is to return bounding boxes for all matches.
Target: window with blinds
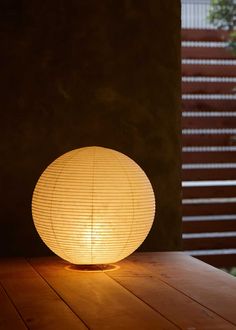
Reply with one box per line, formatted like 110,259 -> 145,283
181,0 -> 236,268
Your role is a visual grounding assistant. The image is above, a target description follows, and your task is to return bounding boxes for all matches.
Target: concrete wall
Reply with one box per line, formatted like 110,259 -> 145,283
1,0 -> 181,256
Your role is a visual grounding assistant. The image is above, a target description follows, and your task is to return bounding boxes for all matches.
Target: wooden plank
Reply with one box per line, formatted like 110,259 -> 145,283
182,64 -> 236,77
182,116 -> 236,129
182,47 -> 235,59
106,263 -> 235,329
0,284 -> 27,330
182,151 -> 236,163
182,29 -> 229,42
122,252 -> 236,325
182,168 -> 236,180
182,98 -> 236,111
182,134 -> 234,146
29,257 -> 178,330
183,236 -> 236,250
182,106 -> 236,112
195,253 -> 236,268
182,81 -> 236,94
183,219 -> 236,233
182,203 -> 236,216
183,185 -> 236,198
0,259 -> 87,330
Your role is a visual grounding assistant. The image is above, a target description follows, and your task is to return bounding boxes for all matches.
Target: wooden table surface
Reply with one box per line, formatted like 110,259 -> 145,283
1,252 -> 236,330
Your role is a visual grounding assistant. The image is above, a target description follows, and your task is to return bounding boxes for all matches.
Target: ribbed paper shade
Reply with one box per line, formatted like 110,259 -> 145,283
32,146 -> 155,265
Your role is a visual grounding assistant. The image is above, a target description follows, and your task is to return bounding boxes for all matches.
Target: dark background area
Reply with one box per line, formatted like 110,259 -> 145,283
1,0 -> 181,257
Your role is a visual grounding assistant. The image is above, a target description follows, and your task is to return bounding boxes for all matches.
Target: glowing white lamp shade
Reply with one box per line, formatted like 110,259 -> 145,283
32,146 -> 155,265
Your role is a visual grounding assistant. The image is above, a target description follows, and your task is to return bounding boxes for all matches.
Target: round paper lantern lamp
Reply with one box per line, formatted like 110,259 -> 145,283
32,146 -> 155,265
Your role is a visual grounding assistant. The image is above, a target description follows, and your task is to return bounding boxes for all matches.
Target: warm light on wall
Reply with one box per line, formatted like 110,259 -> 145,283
32,146 -> 155,265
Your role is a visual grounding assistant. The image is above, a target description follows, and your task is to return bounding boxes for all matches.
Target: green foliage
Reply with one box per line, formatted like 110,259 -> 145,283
230,267 -> 236,276
208,0 -> 236,30
221,267 -> 236,276
208,0 -> 236,54
228,30 -> 236,54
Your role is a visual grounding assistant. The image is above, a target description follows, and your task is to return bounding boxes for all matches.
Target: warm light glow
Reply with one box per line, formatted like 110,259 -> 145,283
32,146 -> 155,265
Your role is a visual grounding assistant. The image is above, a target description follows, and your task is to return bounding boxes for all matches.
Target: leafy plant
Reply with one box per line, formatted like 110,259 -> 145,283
208,0 -> 236,54
208,0 -> 236,30
221,267 -> 236,276
228,30 -> 236,54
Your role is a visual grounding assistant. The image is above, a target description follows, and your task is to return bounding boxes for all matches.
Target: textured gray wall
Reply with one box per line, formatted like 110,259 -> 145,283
1,0 -> 181,256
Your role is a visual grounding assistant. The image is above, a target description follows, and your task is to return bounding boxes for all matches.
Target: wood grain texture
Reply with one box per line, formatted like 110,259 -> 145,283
0,259 -> 87,330
182,64 -> 236,78
183,151 -> 236,163
183,236 -> 236,250
125,253 -> 236,326
182,203 -> 236,216
29,257 -> 178,330
1,253 -> 236,329
183,218 -> 236,233
108,263 -> 235,329
182,81 -> 236,94
182,29 -> 229,42
0,284 -> 27,330
181,23 -> 236,267
182,47 -> 235,59
182,134 -> 234,147
182,116 -> 236,129
182,168 -> 236,181
183,185 -> 236,199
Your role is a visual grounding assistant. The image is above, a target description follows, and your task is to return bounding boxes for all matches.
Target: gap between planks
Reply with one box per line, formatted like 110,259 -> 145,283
0,282 -> 27,330
0,258 -> 88,330
30,254 -> 236,330
28,257 -> 180,330
105,256 -> 236,329
117,252 -> 236,327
